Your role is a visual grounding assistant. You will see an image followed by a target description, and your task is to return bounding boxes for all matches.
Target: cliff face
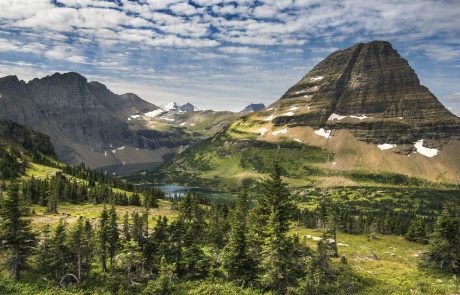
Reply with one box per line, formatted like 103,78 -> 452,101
0,72 -> 162,166
272,41 -> 460,147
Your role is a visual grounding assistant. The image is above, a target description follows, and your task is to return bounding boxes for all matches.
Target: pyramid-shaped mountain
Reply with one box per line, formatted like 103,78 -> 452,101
269,41 -> 460,147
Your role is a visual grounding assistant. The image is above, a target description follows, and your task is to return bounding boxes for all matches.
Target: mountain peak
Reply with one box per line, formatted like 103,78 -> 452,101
162,102 -> 198,112
241,103 -> 265,113
269,40 -> 460,145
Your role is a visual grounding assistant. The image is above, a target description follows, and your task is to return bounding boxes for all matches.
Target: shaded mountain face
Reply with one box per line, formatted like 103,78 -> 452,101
0,120 -> 55,157
0,72 -> 164,167
269,41 -> 460,147
241,103 -> 265,113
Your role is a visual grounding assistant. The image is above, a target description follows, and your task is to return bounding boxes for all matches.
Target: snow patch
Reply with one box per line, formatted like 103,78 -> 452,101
258,127 -> 269,135
288,106 -> 299,111
266,107 -> 274,111
111,149 -> 117,154
293,138 -> 301,143
272,128 -> 288,136
328,113 -> 347,121
104,151 -> 107,157
180,122 -> 186,126
314,128 -> 331,139
414,139 -> 438,157
130,114 -> 141,119
190,123 -> 195,126
304,95 -> 311,99
349,115 -> 368,120
128,118 -> 131,121
161,117 -> 174,122
263,114 -> 276,121
310,76 -> 324,81
398,117 -> 403,120
377,144 -> 396,150
145,109 -> 165,118
281,112 -> 295,116
118,146 -> 126,150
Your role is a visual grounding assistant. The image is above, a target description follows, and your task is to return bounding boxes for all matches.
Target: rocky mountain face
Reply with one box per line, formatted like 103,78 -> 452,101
270,41 -> 460,149
241,103 -> 265,113
0,72 -> 172,168
161,102 -> 198,113
0,120 -> 55,157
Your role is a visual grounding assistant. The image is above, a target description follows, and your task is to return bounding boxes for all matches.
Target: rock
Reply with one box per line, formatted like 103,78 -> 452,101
272,41 -> 460,148
241,103 -> 266,113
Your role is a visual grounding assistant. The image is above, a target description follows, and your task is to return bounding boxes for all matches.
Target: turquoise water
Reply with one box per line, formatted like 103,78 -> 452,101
155,185 -> 237,204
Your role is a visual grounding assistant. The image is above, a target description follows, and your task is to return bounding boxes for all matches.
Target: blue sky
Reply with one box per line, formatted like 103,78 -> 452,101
0,0 -> 459,114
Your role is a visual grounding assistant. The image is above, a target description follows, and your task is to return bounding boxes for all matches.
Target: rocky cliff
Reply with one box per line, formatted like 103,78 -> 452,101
0,72 -> 169,168
269,41 -> 460,148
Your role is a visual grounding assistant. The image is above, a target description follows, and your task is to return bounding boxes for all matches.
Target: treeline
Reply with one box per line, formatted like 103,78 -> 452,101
0,163 -> 364,294
2,173 -> 165,214
293,195 -> 458,246
0,146 -> 28,179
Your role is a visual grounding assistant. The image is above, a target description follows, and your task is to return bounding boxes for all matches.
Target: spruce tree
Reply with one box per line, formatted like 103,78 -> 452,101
37,224 -> 54,277
221,190 -> 255,286
259,162 -> 295,294
51,218 -> 69,281
99,206 -> 110,272
422,209 -> 460,273
123,212 -> 131,242
0,183 -> 37,280
108,205 -> 119,269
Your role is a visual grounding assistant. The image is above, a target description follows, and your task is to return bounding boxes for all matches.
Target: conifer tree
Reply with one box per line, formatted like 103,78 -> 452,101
221,190 -> 255,286
108,205 -> 119,269
123,212 -> 131,242
0,183 -> 37,280
259,162 -> 295,294
99,206 -> 110,272
37,224 -> 54,277
422,208 -> 460,274
51,218 -> 69,281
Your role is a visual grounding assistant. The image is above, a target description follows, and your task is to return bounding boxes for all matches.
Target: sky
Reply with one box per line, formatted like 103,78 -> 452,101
0,0 -> 459,114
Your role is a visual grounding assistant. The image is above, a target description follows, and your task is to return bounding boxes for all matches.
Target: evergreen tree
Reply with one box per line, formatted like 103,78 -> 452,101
422,209 -> 460,274
0,183 -> 37,280
50,218 -> 69,281
37,224 -> 54,277
108,205 -> 120,269
405,218 -> 428,244
259,162 -> 295,294
69,216 -> 93,281
99,206 -> 110,272
221,190 -> 255,286
123,212 -> 131,242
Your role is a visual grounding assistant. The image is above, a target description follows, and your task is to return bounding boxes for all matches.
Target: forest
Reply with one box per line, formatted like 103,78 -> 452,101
0,161 -> 459,294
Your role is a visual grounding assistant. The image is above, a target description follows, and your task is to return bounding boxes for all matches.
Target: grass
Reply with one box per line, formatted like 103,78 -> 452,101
29,200 -> 178,231
293,227 -> 459,295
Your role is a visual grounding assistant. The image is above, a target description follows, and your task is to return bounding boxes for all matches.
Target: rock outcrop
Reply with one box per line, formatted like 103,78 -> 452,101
270,41 -> 460,148
241,103 -> 265,113
0,72 -> 164,167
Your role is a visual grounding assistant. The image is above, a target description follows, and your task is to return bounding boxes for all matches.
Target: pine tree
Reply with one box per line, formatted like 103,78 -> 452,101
221,190 -> 255,286
405,218 -> 428,244
108,205 -> 119,269
47,181 -> 58,213
69,216 -> 93,281
259,162 -> 295,294
99,206 -> 110,272
0,183 -> 37,280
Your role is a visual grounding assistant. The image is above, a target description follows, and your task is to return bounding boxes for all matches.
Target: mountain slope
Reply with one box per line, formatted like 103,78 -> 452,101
151,41 -> 460,185
0,72 -> 185,171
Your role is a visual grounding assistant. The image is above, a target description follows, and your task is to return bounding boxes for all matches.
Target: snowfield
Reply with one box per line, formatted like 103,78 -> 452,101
377,143 -> 396,150
314,128 -> 331,139
414,139 -> 438,157
310,76 -> 324,81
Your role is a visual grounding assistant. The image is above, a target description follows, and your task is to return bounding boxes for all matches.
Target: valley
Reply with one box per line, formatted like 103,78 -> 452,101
1,39 -> 459,295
